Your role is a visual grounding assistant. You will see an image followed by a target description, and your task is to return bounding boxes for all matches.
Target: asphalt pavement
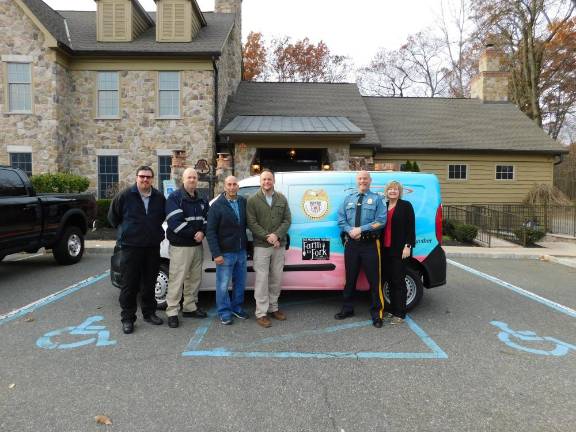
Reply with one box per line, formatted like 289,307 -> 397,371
1,253 -> 575,431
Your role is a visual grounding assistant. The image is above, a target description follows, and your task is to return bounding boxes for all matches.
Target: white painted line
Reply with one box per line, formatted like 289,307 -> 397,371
448,259 -> 576,319
0,271 -> 110,326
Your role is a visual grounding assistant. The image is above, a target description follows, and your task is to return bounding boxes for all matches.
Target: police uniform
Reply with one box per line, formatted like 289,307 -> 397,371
336,190 -> 387,323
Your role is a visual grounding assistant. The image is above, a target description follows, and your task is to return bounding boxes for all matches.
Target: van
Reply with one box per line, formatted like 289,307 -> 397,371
112,171 -> 446,311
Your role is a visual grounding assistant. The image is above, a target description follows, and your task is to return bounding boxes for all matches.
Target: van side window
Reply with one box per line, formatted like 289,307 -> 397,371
0,169 -> 26,197
238,186 -> 259,200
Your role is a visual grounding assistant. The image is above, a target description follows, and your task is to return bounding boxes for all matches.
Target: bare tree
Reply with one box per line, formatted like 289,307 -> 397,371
356,49 -> 412,96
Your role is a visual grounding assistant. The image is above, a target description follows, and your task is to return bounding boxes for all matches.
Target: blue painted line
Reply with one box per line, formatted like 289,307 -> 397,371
182,313 -> 448,360
185,307 -> 217,351
0,271 -> 110,326
448,259 -> 576,319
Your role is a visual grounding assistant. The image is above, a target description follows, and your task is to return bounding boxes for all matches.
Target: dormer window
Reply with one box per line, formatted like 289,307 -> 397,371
155,0 -> 206,42
95,0 -> 154,42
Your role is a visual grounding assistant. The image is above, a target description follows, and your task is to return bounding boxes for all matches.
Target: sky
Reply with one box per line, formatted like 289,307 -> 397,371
43,0 -> 446,67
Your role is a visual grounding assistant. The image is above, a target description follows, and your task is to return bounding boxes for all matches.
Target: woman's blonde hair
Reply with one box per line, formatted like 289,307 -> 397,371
384,180 -> 403,199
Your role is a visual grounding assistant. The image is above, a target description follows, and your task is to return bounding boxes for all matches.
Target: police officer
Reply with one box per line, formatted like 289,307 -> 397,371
335,171 -> 387,328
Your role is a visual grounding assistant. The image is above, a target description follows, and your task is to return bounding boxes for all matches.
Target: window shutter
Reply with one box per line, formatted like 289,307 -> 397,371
174,3 -> 186,38
102,3 -> 114,39
162,3 -> 175,39
114,3 -> 127,39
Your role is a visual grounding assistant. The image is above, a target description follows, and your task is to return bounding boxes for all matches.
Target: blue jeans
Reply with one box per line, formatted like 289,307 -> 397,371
215,251 -> 247,320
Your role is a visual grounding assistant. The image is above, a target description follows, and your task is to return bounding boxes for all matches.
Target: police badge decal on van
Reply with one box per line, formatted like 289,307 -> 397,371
301,189 -> 329,220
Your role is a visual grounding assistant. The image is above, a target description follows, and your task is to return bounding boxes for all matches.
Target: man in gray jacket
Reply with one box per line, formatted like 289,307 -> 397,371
246,169 -> 291,328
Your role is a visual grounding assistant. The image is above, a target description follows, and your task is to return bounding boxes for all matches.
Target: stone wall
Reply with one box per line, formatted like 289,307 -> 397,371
0,0 -> 63,174
65,69 -> 215,191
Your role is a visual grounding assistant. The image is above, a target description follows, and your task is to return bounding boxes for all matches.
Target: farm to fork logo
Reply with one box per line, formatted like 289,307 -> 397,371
301,189 -> 329,220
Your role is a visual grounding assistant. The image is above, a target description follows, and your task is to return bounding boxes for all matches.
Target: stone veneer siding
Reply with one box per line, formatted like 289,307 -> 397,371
0,0 -> 65,174
66,69 -> 215,191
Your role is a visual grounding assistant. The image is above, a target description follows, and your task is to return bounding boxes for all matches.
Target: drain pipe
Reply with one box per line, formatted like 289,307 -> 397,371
211,57 -> 219,199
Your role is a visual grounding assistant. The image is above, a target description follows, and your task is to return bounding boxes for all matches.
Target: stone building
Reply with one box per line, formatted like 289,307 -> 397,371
0,0 -> 568,204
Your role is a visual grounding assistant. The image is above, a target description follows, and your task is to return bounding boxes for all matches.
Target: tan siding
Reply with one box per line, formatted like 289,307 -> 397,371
190,4 -> 201,38
374,152 -> 554,204
132,4 -> 148,39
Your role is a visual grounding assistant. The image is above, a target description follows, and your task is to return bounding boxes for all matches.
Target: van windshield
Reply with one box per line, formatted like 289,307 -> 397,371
238,186 -> 259,200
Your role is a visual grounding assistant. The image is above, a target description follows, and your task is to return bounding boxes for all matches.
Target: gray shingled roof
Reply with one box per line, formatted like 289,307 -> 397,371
221,115 -> 364,137
363,97 -> 567,154
59,11 -> 234,55
220,82 -> 380,146
19,0 -> 233,56
21,0 -> 70,46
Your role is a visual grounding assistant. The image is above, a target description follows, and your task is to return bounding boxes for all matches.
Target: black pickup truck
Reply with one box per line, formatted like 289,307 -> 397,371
0,166 -> 97,265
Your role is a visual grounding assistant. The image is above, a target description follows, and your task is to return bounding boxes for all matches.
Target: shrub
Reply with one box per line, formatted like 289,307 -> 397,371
96,199 -> 112,228
453,223 -> 478,243
442,219 -> 456,237
31,172 -> 90,193
513,227 -> 545,245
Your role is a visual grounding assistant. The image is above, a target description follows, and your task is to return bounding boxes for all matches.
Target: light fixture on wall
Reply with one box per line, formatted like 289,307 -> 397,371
251,163 -> 261,174
288,148 -> 297,159
322,163 -> 331,171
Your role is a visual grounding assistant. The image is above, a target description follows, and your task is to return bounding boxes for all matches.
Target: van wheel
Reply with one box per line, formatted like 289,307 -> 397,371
384,267 -> 424,311
52,226 -> 85,265
155,262 -> 169,310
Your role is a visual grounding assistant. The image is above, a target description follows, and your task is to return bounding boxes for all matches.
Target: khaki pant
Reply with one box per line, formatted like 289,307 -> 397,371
253,246 -> 285,318
166,245 -> 203,317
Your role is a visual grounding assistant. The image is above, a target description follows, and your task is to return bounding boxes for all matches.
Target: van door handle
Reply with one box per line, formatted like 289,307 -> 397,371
285,234 -> 290,250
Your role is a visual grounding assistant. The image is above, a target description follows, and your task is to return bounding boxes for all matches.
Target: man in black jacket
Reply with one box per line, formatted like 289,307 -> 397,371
108,166 -> 166,334
206,176 -> 248,325
164,168 -> 209,328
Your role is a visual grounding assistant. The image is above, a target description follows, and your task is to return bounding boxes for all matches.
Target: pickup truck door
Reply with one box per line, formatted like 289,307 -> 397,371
0,169 -> 42,253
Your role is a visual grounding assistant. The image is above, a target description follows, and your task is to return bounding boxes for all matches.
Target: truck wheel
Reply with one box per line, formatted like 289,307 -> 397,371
384,267 -> 424,311
52,226 -> 85,265
155,262 -> 169,310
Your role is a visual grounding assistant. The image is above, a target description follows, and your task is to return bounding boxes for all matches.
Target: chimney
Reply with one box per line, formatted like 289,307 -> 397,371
470,42 -> 511,102
214,0 -> 242,36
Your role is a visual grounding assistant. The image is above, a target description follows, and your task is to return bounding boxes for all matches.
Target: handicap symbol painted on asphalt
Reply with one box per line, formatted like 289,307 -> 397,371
491,321 -> 576,357
36,315 -> 116,350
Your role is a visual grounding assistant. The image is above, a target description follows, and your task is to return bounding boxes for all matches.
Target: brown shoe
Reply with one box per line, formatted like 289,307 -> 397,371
270,310 -> 287,321
256,316 -> 272,328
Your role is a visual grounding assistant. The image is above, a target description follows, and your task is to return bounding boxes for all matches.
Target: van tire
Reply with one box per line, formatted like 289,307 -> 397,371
155,262 -> 169,310
384,267 -> 424,311
52,226 -> 85,265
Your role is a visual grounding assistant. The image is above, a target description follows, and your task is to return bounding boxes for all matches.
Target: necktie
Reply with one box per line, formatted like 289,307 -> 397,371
355,194 -> 364,227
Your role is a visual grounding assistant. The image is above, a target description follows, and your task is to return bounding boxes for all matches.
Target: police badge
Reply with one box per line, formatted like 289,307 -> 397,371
301,189 -> 330,220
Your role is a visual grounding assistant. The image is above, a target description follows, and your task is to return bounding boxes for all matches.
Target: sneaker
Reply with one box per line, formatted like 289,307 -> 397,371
143,314 -> 163,325
232,310 -> 249,320
390,316 -> 405,325
220,317 -> 233,325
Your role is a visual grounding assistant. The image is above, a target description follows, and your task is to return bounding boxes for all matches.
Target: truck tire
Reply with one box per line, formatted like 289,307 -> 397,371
384,267 -> 424,311
155,262 -> 169,310
52,226 -> 85,265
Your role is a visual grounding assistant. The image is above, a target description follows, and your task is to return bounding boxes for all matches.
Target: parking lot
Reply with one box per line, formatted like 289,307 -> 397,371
1,253 -> 575,431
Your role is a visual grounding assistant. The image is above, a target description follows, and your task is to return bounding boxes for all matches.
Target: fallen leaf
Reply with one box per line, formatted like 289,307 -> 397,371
96,306 -> 103,310
95,415 -> 112,425
9,383 -> 15,389
24,316 -> 34,322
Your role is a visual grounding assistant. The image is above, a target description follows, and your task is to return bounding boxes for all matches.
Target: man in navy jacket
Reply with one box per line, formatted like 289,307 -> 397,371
108,166 -> 166,334
164,168 -> 209,328
206,176 -> 249,325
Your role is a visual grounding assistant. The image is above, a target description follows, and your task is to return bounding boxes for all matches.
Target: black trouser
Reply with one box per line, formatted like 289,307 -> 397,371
119,246 -> 160,323
382,247 -> 407,319
342,239 -> 384,321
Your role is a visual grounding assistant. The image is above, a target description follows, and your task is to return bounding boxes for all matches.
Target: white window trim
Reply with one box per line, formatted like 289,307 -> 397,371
95,71 -> 121,119
4,61 -> 33,114
7,145 -> 32,153
156,149 -> 174,156
156,71 -> 181,119
447,163 -> 469,181
1,55 -> 34,62
97,154 -> 119,199
495,164 -> 515,181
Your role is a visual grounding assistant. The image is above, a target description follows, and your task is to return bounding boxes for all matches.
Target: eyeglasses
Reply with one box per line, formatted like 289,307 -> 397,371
138,175 -> 153,179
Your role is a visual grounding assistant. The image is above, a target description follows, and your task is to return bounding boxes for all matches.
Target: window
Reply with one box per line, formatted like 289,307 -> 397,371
97,72 -> 119,117
98,156 -> 119,199
496,165 -> 514,180
9,153 -> 32,177
158,155 -> 172,189
0,169 -> 26,197
158,71 -> 180,117
7,63 -> 32,113
448,164 -> 467,180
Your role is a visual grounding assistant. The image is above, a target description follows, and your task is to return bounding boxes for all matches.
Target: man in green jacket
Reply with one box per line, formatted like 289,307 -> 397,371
246,169 -> 292,328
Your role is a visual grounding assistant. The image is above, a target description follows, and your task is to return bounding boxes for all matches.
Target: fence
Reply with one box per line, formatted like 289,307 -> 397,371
443,205 -> 493,247
469,204 -> 576,237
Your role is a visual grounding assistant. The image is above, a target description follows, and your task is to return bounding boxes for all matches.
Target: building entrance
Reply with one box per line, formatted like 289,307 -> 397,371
257,148 -> 326,172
